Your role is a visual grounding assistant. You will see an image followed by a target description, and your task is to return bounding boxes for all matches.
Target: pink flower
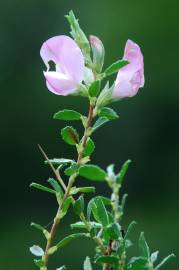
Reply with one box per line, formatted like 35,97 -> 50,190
113,39 -> 144,98
40,35 -> 85,96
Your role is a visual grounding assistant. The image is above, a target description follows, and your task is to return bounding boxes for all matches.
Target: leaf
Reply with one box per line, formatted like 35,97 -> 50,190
94,197 -> 109,227
106,223 -> 121,240
99,107 -> 119,120
53,109 -> 81,121
61,126 -> 79,145
34,259 -> 44,267
89,80 -> 101,97
70,186 -> 95,195
45,158 -> 74,165
56,233 -> 89,249
84,138 -> 95,157
124,221 -> 137,241
29,245 -> 44,257
127,256 -> 149,270
71,221 -> 101,230
84,257 -> 92,270
31,222 -> 50,240
30,183 -> 55,194
151,251 -> 159,263
92,117 -> 109,132
96,255 -> 119,265
64,163 -> 79,176
79,165 -> 106,181
139,232 -> 150,259
31,222 -> 44,232
73,195 -> 85,215
116,160 -> 131,185
61,197 -> 73,218
155,254 -> 175,269
48,178 -> 63,195
104,59 -> 129,76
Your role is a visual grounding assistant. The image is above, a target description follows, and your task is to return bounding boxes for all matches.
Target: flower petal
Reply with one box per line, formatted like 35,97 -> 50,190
44,71 -> 78,96
40,35 -> 84,83
113,39 -> 144,98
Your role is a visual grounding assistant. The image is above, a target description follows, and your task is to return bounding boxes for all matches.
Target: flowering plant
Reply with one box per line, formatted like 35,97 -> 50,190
29,11 -> 174,270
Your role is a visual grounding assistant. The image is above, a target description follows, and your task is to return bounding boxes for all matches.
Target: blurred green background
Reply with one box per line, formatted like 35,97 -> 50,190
1,0 -> 178,269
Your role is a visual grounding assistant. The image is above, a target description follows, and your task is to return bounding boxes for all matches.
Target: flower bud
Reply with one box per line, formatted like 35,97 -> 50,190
66,11 -> 91,65
89,35 -> 105,73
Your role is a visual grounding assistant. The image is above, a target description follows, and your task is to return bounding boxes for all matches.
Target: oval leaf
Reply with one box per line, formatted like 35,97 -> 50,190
61,126 -> 79,145
30,245 -> 44,257
84,138 -> 95,157
53,109 -> 81,121
99,107 -> 119,120
79,165 -> 106,181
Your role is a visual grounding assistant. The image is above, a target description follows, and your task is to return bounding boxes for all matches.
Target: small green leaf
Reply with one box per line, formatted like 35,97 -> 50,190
29,245 -> 44,257
64,163 -> 79,176
96,255 -> 119,265
53,109 -> 81,121
84,138 -> 95,157
127,256 -> 149,270
139,232 -> 150,259
45,158 -> 74,165
56,233 -> 89,250
61,126 -> 79,145
30,183 -> 55,194
84,256 -> 92,270
34,259 -> 44,267
61,197 -> 73,218
116,160 -> 131,185
151,251 -> 159,263
92,117 -> 109,132
106,223 -> 121,240
31,222 -> 44,232
71,221 -> 101,229
95,197 -> 109,227
48,178 -> 63,194
89,80 -> 101,97
79,165 -> 106,181
124,221 -> 137,241
104,59 -> 129,76
71,186 -> 95,195
155,254 -> 175,270
73,195 -> 85,215
99,107 -> 119,120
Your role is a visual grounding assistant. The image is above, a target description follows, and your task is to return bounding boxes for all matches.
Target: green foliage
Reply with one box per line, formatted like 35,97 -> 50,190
104,59 -> 129,76
29,245 -> 44,257
89,80 -> 101,97
56,233 -> 89,250
73,195 -> 85,215
139,232 -> 150,259
53,109 -> 81,121
30,182 -> 55,194
79,164 -> 106,181
61,126 -> 79,145
96,255 -> 119,265
116,159 -> 131,184
99,107 -> 119,120
92,117 -> 109,132
83,138 -> 95,157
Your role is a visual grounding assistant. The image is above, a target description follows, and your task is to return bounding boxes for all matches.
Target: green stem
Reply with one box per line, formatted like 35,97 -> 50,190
43,103 -> 95,269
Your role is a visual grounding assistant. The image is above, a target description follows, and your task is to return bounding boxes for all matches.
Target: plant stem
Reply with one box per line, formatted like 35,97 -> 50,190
43,103 -> 94,269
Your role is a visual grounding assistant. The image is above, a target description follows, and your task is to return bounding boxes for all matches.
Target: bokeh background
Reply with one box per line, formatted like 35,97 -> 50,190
1,0 -> 179,269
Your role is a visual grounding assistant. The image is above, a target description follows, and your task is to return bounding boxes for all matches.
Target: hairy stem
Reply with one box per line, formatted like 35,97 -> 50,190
42,103 -> 94,269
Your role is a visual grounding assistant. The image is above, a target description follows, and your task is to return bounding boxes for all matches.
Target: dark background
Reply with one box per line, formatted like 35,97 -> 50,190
1,0 -> 179,269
